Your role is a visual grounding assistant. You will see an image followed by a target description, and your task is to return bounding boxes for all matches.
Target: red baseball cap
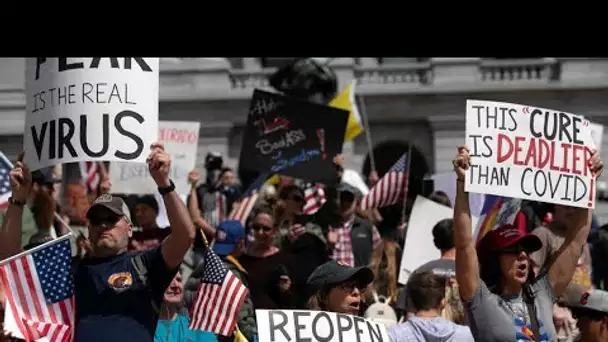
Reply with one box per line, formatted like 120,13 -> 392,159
486,211 -> 543,253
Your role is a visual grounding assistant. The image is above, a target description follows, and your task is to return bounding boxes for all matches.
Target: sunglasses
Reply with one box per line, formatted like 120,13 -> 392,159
337,279 -> 366,292
89,212 -> 121,227
251,224 -> 273,233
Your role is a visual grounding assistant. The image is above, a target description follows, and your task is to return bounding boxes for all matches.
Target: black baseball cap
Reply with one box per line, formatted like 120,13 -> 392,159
31,167 -> 61,186
307,260 -> 374,290
86,194 -> 132,223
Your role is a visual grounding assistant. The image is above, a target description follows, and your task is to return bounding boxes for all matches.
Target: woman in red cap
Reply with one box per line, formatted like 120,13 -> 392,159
452,145 -> 603,342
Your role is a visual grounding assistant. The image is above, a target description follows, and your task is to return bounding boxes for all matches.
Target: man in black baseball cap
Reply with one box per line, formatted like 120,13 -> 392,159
563,284 -> 608,342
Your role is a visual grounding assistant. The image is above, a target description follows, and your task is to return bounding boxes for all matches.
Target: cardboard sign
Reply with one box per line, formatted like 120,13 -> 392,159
239,90 -> 349,184
399,195 -> 479,285
24,57 -> 159,171
256,309 -> 389,342
465,100 -> 596,209
110,121 -> 200,196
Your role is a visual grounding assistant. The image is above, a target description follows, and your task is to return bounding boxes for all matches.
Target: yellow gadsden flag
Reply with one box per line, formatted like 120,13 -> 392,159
329,80 -> 364,142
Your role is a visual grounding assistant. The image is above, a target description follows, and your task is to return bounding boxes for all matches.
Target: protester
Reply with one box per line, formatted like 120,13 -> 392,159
239,206 -> 296,309
451,145 -> 603,342
429,190 -> 452,208
396,218 -> 458,318
0,166 -> 61,249
274,184 -> 325,248
364,238 -> 401,308
596,223 -> 608,290
130,195 -> 171,252
183,220 -> 257,342
327,182 -> 381,267
362,238 -> 401,326
187,153 -> 237,239
387,271 -> 474,342
155,273 -> 218,342
563,285 -> 608,342
306,260 -> 374,316
0,143 -> 196,342
531,204 -> 594,340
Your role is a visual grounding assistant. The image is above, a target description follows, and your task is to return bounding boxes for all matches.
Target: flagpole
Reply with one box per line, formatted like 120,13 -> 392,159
0,233 -> 73,266
400,144 -> 413,224
357,94 -> 376,173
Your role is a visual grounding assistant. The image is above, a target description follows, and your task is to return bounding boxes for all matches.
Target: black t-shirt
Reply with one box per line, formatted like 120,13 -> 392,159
73,246 -> 177,342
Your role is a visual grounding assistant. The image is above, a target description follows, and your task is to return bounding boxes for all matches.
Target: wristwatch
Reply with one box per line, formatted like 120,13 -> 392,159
158,180 -> 175,195
8,197 -> 25,206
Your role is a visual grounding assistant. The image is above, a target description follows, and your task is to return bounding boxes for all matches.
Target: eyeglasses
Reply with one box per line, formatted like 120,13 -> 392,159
251,224 -> 273,233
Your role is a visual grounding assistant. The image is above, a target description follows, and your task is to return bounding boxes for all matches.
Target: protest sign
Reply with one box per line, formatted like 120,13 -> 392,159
465,100 -> 596,209
110,121 -> 200,196
398,195 -> 479,285
239,90 -> 349,184
256,309 -> 389,342
24,58 -> 159,171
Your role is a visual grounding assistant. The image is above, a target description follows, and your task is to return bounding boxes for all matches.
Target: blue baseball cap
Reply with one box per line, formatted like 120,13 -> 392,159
212,220 -> 245,256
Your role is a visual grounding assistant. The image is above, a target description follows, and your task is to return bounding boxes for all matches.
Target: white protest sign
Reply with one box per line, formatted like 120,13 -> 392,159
110,121 -> 200,196
590,122 -> 604,155
24,57 -> 159,171
398,195 -> 479,285
465,100 -> 596,209
256,309 -> 389,342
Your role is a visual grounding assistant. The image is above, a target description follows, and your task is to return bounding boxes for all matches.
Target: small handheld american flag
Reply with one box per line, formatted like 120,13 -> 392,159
189,247 -> 248,336
359,153 -> 409,211
228,173 -> 268,225
302,182 -> 326,215
0,235 -> 75,342
0,152 -> 14,210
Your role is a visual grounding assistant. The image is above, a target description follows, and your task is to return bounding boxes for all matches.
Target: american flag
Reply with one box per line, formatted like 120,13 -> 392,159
0,235 -> 75,342
0,152 -> 13,210
79,161 -> 99,193
228,173 -> 268,225
189,247 -> 248,336
359,153 -> 409,211
302,182 -> 326,215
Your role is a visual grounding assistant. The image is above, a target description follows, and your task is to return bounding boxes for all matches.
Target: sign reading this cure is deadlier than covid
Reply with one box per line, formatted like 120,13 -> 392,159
24,57 -> 159,171
465,100 -> 596,209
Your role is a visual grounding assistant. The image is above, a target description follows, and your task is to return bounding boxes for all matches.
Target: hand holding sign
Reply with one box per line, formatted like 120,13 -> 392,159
452,145 -> 472,181
188,169 -> 200,187
147,142 -> 171,187
589,150 -> 604,178
10,153 -> 32,202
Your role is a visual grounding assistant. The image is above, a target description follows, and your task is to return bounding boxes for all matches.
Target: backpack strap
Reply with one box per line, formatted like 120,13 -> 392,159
131,254 -> 160,314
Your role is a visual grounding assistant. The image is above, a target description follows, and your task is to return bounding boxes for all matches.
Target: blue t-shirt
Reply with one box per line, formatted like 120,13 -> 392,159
154,314 -> 218,342
73,246 -> 178,342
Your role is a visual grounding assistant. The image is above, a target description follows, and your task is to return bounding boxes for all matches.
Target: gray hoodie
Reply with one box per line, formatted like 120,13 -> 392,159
387,316 -> 474,342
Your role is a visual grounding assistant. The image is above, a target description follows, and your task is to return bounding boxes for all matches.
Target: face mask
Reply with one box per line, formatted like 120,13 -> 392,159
206,169 -> 221,186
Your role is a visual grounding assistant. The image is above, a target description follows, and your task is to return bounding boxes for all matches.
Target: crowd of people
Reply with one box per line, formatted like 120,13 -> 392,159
0,141 -> 608,342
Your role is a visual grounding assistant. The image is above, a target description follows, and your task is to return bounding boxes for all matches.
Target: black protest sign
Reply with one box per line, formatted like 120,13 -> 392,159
239,89 -> 349,184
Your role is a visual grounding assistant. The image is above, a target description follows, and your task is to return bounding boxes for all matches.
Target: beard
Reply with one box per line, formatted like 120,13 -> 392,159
33,190 -> 57,232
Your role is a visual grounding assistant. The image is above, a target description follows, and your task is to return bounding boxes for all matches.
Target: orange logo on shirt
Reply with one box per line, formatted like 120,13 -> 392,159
107,272 -> 133,293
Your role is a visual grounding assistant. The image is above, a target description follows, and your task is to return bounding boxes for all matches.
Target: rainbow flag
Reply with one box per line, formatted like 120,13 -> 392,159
473,195 -> 522,245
